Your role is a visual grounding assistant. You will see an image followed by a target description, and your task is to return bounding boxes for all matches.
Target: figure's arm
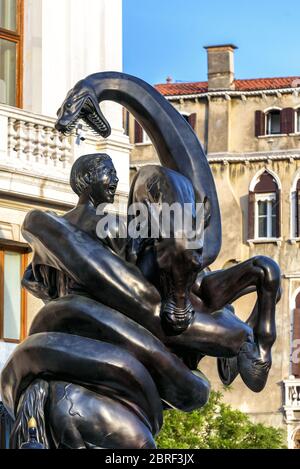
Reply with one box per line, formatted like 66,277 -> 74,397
22,210 -> 161,329
22,263 -> 56,302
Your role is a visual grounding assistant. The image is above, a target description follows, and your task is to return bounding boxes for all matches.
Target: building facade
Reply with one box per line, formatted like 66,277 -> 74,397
0,0 -> 131,446
128,45 -> 300,448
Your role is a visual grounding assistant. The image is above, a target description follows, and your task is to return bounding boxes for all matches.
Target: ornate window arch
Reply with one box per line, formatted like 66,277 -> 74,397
248,169 -> 281,239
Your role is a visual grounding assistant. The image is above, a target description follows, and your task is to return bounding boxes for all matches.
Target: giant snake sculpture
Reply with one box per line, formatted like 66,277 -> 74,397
0,73 -> 281,449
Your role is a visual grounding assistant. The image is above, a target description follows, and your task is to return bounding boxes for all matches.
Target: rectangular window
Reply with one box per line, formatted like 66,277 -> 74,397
255,193 -> 276,238
0,246 -> 27,342
297,110 -> 300,134
266,111 -> 281,135
123,108 -> 130,136
142,128 -> 151,144
0,0 -> 23,107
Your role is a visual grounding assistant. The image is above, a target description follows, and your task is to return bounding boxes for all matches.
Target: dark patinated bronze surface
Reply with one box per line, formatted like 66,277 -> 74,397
0,73 -> 281,449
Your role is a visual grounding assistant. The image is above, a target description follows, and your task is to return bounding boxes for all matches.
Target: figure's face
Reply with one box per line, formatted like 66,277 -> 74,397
90,159 -> 119,206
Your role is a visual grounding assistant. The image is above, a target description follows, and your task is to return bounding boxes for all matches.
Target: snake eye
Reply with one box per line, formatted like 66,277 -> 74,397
66,102 -> 72,108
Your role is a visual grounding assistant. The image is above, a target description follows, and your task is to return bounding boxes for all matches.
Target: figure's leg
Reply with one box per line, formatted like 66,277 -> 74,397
195,256 -> 281,391
197,256 -> 280,358
49,382 -> 157,449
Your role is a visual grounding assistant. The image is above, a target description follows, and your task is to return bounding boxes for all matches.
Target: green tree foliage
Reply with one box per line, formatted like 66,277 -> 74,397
156,391 -> 286,449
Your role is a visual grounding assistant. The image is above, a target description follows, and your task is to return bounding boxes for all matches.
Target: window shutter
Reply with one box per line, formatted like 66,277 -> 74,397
276,189 -> 281,237
255,110 -> 265,137
280,107 -> 294,134
123,108 -> 130,136
188,113 -> 197,130
297,189 -> 300,237
248,191 -> 255,239
292,308 -> 300,377
134,120 -> 143,143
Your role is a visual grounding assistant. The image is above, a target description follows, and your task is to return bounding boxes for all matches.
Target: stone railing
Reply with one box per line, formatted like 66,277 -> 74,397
0,103 -> 130,206
0,103 -> 74,180
283,378 -> 300,422
0,103 -> 102,205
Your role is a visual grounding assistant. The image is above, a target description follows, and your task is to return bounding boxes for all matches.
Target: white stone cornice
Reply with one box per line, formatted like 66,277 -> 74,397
283,273 -> 300,279
207,150 -> 300,163
164,87 -> 300,102
130,151 -> 300,170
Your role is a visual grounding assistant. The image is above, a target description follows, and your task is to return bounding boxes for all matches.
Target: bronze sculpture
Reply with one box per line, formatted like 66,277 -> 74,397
0,73 -> 281,449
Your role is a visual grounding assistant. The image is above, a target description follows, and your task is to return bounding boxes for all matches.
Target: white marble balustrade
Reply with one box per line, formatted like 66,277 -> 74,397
283,378 -> 300,427
285,381 -> 300,408
0,103 -> 73,180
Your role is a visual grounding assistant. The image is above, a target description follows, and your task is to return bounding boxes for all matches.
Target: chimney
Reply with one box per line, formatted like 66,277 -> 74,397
204,44 -> 237,91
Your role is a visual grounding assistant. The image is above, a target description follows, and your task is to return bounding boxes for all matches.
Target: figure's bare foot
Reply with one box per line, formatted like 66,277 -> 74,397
217,356 -> 239,386
237,341 -> 271,392
218,340 -> 271,392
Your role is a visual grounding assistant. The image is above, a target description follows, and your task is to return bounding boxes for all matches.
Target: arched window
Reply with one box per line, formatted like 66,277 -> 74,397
266,109 -> 281,135
248,170 -> 280,239
292,178 -> 300,238
292,292 -> 300,378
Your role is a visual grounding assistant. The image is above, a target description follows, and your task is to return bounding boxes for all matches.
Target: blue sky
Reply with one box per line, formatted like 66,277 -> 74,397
123,0 -> 300,85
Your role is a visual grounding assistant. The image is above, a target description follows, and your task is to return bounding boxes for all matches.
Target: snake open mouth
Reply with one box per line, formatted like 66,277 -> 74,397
79,97 -> 110,137
55,95 -> 111,139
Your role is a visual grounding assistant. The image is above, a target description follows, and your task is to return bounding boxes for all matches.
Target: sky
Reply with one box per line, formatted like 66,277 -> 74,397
123,0 -> 300,85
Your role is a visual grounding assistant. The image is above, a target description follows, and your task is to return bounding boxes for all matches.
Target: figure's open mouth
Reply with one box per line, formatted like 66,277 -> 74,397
56,96 -> 111,138
108,184 -> 117,196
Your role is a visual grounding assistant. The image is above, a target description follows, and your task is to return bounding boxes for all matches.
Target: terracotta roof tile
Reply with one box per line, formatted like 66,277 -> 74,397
155,77 -> 300,96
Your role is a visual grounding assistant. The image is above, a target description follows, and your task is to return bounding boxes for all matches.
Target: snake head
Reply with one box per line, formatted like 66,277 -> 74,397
55,80 -> 111,138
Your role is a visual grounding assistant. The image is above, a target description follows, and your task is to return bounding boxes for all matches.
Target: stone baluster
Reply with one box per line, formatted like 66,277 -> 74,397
14,120 -> 27,161
52,130 -> 63,165
292,386 -> 298,405
287,385 -> 292,406
7,117 -> 17,159
60,136 -> 72,169
33,124 -> 45,162
43,126 -> 53,162
24,122 -> 36,162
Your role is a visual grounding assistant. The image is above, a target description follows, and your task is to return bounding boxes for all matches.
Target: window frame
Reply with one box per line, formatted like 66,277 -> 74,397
0,245 -> 28,343
0,0 -> 23,108
296,108 -> 300,134
254,192 -> 277,239
265,109 -> 281,136
291,179 -> 300,238
142,127 -> 151,144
